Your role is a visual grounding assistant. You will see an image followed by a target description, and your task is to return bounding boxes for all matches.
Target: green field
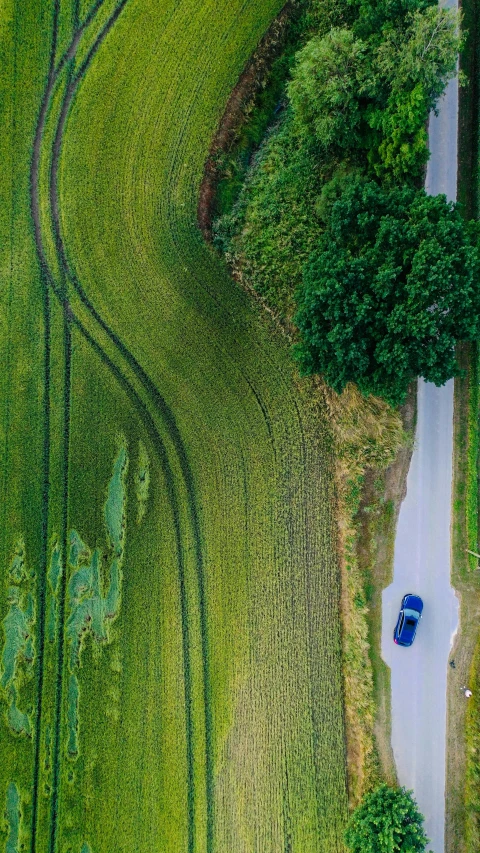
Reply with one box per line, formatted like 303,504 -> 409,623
0,1 -> 348,851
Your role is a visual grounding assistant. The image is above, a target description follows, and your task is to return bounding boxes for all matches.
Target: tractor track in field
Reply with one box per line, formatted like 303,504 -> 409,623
48,10 -> 228,848
49,9 -> 209,849
1,0 -> 17,580
28,2 -> 59,849
48,315 -> 71,853
31,3 -> 213,851
33,2 -> 324,849
47,40 -> 75,853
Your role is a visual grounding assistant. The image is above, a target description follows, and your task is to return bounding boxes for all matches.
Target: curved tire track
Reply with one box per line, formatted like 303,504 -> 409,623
48,8 -> 219,849
30,4 -> 200,852
28,2 -> 59,850
48,7 -> 212,850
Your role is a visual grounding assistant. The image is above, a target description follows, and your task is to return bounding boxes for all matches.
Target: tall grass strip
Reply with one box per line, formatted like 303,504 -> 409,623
466,343 -> 480,572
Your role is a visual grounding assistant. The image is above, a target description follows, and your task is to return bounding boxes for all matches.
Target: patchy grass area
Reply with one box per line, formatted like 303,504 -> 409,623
1,1 -> 349,851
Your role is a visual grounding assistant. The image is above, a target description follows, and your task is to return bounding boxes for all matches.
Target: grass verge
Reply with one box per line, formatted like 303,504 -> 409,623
448,340 -> 480,853
446,0 -> 480,841
323,383 -> 412,805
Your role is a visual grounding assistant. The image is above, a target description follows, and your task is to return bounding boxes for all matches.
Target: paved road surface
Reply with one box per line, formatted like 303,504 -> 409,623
381,13 -> 459,852
382,381 -> 459,852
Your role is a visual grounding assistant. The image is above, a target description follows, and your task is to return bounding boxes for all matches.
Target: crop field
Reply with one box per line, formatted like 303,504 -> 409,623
0,1 -> 348,851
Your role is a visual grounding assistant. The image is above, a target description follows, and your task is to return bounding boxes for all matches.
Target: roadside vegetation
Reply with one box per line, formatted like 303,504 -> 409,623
210,0 -> 470,810
443,0 -> 480,843
345,784 -> 429,853
322,382 -> 408,802
214,0 -> 480,405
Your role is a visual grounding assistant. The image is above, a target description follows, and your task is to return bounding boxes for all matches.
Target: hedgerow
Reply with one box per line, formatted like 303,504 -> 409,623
214,0 -> 470,406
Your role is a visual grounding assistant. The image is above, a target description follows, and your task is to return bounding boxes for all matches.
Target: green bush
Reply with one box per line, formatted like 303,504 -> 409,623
367,6 -> 462,178
214,0 -> 466,408
344,784 -> 429,853
287,28 -> 366,152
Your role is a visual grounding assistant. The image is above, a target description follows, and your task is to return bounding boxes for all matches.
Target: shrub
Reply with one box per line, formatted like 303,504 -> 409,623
287,28 -> 366,151
344,784 -> 429,853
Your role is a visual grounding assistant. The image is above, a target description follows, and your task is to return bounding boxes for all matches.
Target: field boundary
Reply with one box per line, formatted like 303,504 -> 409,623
197,0 -> 300,239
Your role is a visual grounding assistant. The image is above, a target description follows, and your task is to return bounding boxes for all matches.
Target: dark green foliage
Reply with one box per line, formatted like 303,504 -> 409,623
288,6 -> 461,179
368,6 -> 463,178
213,0 -> 467,406
344,784 -> 429,852
295,175 -> 480,404
351,0 -> 435,40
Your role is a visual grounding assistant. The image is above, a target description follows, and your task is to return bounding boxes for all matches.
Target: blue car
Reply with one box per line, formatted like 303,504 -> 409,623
393,593 -> 423,646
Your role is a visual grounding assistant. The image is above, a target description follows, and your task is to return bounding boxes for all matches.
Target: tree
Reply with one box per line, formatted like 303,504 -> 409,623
344,784 -> 429,853
287,7 -> 460,179
287,28 -> 367,151
367,6 -> 461,179
294,175 -> 480,405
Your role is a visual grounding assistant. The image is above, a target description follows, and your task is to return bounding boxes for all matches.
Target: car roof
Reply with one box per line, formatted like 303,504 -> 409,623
399,613 -> 418,638
403,593 -> 423,612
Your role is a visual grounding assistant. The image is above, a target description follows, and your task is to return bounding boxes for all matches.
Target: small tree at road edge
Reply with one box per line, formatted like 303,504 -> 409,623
344,784 -> 430,853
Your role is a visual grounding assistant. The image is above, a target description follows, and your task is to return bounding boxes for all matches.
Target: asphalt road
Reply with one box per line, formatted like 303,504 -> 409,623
381,24 -> 460,853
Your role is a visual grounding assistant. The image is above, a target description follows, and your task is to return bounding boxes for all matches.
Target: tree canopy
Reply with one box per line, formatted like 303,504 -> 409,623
344,784 -> 429,853
287,5 -> 461,179
294,175 -> 480,404
214,0 -> 469,408
287,27 -> 366,151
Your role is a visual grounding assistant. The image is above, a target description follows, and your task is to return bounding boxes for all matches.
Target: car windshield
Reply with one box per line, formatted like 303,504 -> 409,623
404,608 -> 419,620
402,609 -> 419,632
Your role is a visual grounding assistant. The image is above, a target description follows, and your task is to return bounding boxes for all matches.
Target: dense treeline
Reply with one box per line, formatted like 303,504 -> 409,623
214,0 -> 480,404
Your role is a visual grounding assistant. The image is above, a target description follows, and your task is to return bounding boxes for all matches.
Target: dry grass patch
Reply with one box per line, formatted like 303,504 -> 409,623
321,382 -> 410,805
